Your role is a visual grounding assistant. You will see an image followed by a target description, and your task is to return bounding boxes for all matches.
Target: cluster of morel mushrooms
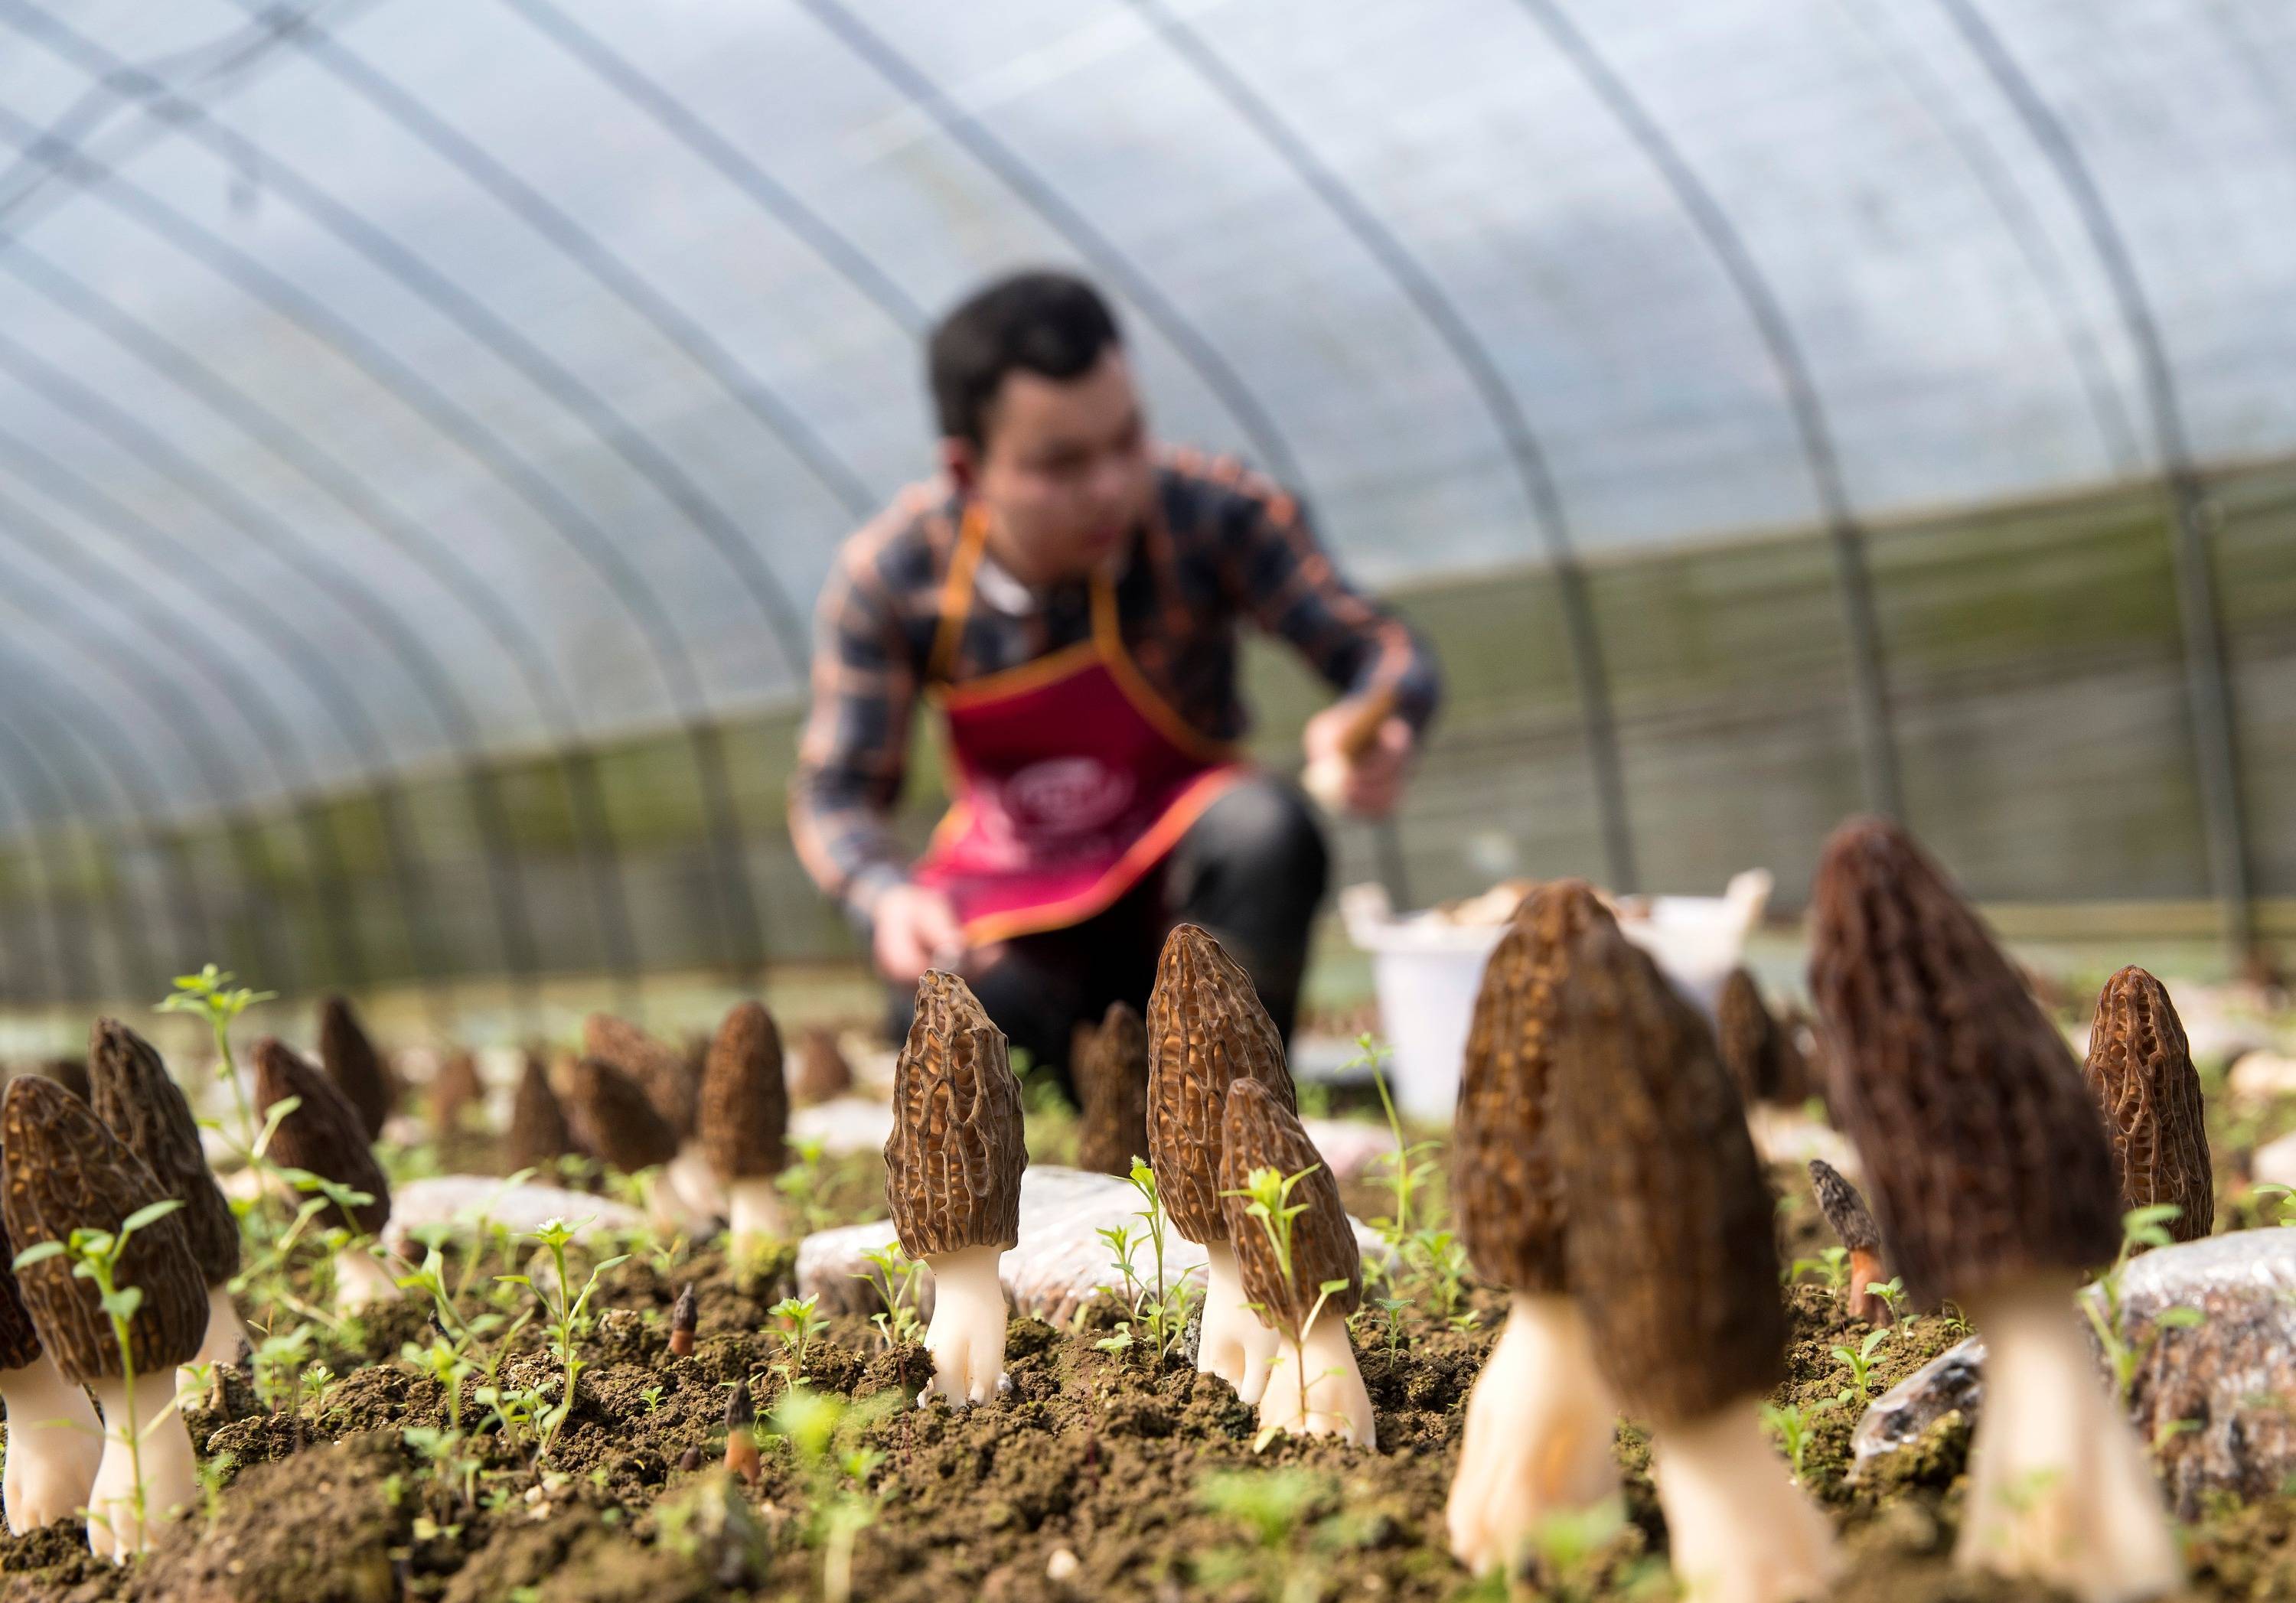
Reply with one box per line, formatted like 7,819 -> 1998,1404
1445,816 -> 2206,1603
0,811 -> 2225,1597
0,989 -> 809,1560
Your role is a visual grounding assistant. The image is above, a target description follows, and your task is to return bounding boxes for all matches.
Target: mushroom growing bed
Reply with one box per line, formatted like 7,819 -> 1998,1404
0,974 -> 2293,1599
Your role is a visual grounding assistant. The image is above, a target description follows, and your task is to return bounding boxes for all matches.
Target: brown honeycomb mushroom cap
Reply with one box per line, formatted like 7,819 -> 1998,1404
1550,917 -> 1783,1426
2082,966 -> 2213,1243
791,1028 -> 854,1106
1072,1001 -> 1150,1178
1,1075 -> 208,1383
565,1056 -> 680,1174
1807,1158 -> 1881,1256
882,973 -> 1026,1259
0,1194 -> 43,1372
88,1018 -> 240,1289
582,1014 -> 698,1142
430,1050 -> 485,1134
700,1001 -> 789,1183
1452,880 -> 1612,1295
1808,816 -> 2121,1309
318,995 -> 397,1142
1715,966 -> 1816,1108
504,1053 -> 577,1175
253,1038 -> 393,1237
41,1058 -> 90,1105
1146,924 -> 1296,1244
1217,1077 -> 1360,1331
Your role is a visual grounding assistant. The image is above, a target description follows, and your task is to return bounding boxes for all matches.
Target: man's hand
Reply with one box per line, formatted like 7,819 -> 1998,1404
1303,700 -> 1415,819
870,881 -> 964,985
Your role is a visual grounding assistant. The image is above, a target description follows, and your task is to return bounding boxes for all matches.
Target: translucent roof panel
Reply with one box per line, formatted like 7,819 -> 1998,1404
0,0 -> 2288,830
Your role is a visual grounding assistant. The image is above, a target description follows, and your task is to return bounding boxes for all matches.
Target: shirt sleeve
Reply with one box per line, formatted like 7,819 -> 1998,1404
789,545 -> 916,920
1223,481 -> 1443,733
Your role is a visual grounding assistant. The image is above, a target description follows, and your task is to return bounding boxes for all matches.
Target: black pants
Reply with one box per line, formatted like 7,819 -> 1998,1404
882,774 -> 1329,1099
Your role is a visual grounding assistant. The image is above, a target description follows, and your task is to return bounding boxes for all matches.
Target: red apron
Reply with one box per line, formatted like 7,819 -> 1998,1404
912,506 -> 1247,946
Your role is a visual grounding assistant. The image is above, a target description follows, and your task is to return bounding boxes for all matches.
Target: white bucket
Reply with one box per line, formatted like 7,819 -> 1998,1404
1339,871 -> 1774,1121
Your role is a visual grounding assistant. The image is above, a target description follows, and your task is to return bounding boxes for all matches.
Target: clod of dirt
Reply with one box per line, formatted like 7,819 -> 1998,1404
130,1430 -> 404,1602
1855,1228 -> 2296,1517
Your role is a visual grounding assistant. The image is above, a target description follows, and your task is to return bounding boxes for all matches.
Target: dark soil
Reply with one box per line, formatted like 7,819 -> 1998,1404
2,1090 -> 2293,1601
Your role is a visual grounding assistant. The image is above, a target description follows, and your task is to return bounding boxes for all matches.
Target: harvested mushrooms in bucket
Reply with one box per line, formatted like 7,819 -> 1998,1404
1445,879 -> 1622,1574
1811,816 -> 2180,1601
1146,924 -> 1296,1403
2,1075 -> 209,1560
883,971 -> 1026,1406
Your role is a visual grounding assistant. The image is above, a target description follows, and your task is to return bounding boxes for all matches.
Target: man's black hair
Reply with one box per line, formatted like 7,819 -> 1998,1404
929,269 -> 1123,449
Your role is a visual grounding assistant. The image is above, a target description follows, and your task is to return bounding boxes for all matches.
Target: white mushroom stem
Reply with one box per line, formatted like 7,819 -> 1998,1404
666,1144 -> 727,1222
1446,1292 -> 1622,1574
1,1353 -> 103,1535
1196,1240 -> 1283,1405
1956,1274 -> 2181,1603
187,1282 -> 253,1376
725,1176 -> 788,1260
334,1245 -> 404,1311
921,1243 -> 1009,1406
1649,1393 -> 1841,1603
86,1369 -> 196,1562
1255,1305 -> 1375,1446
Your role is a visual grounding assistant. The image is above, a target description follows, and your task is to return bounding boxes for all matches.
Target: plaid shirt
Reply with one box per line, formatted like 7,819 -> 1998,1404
791,448 -> 1442,916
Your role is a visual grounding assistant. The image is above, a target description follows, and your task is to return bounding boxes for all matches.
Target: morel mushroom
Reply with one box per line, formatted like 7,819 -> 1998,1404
2081,966 -> 2212,1243
430,1048 -> 485,1136
1445,881 -> 1622,1574
1145,924 -> 1294,1403
1810,817 -> 2177,1601
2,1075 -> 207,1559
504,1053 -> 577,1175
1716,968 -> 1815,1109
563,1055 -> 702,1231
883,973 -> 1026,1406
39,1057 -> 90,1104
318,994 -> 396,1142
585,1013 -> 720,1220
1552,918 -> 1838,1603
1805,1159 -> 1892,1326
791,1027 -> 854,1106
253,1038 -> 400,1311
1217,1077 -> 1371,1445
87,1020 -> 247,1370
0,1191 -> 102,1535
1072,1001 -> 1150,1177
700,1001 -> 790,1256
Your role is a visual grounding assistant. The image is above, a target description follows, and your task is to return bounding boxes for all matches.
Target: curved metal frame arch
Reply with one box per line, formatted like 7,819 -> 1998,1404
0,327 -> 501,1016
1513,0 -> 1905,823
0,54 -> 769,985
1124,0 -> 1636,890
0,419 -> 387,997
1936,0 -> 2255,959
0,208 -> 644,1009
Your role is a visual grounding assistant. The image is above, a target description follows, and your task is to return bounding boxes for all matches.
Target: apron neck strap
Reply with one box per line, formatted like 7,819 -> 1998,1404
928,503 -> 990,685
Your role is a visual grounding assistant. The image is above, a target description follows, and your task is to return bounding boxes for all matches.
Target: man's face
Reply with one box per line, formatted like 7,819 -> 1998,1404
947,348 -> 1153,585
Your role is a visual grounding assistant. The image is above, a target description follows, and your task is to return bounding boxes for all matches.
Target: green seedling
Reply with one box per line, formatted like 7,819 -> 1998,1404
769,1293 -> 830,1380
2084,1204 -> 2207,1402
769,1387 -> 888,1603
853,1242 -> 925,1349
497,1217 -> 627,1461
1832,1326 -> 1891,1407
1759,1398 -> 1832,1482
156,965 -> 274,1152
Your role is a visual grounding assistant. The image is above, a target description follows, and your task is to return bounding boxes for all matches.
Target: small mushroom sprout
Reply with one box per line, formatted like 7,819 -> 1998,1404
2081,966 -> 2212,1243
1811,817 -> 2178,1601
1146,924 -> 1295,1402
1072,1000 -> 1150,1177
318,994 -> 397,1142
700,1001 -> 791,1258
87,1019 -> 248,1370
253,1038 -> 400,1310
670,1282 -> 697,1357
0,1186 -> 102,1534
882,973 -> 1026,1406
1805,1159 -> 1892,1327
2,1074 -> 209,1559
1553,917 -> 1838,1603
1445,881 -> 1622,1574
1217,1077 -> 1371,1445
